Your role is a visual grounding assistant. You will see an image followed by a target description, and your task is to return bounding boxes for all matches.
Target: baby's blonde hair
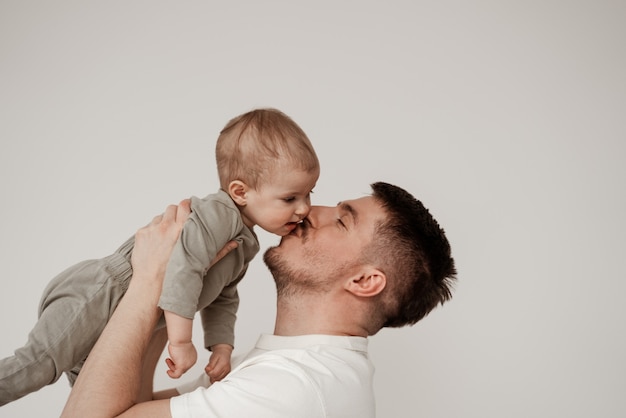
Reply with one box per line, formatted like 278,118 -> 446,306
216,108 -> 319,190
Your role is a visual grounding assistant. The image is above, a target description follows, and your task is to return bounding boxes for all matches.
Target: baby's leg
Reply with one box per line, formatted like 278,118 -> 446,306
0,255 -> 130,405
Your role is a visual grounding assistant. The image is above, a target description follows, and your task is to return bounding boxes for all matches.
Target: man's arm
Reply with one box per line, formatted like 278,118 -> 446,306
61,202 -> 191,417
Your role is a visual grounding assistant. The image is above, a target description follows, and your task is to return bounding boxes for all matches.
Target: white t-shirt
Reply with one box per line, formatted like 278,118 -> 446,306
170,334 -> 376,418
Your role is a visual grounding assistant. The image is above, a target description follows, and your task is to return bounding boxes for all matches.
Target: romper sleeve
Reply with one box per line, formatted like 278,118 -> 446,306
158,194 -> 243,319
200,267 -> 247,349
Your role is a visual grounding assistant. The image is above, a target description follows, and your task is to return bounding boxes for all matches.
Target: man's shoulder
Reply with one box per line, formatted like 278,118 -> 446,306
229,348 -> 375,417
238,341 -> 373,386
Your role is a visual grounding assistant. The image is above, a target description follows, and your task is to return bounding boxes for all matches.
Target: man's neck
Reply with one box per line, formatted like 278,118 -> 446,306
273,295 -> 368,337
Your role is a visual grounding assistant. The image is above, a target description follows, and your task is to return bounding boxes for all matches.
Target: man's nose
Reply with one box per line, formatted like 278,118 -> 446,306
305,205 -> 332,228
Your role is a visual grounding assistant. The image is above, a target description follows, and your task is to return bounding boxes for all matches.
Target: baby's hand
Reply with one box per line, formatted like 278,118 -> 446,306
204,344 -> 233,383
165,341 -> 197,379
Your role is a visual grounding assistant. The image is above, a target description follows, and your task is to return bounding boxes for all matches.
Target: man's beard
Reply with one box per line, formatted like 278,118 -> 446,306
263,246 -> 331,298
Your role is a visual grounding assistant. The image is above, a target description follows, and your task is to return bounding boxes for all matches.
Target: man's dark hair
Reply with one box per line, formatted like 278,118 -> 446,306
368,182 -> 457,329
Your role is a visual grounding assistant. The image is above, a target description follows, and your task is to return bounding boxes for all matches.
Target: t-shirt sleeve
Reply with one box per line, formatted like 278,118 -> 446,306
175,372 -> 212,395
170,356 -> 326,418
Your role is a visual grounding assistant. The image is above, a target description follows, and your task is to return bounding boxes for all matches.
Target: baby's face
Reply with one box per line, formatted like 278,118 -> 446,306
240,168 -> 319,236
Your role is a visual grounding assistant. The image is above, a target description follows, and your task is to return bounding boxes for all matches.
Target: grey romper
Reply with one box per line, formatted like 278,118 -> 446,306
0,190 -> 259,405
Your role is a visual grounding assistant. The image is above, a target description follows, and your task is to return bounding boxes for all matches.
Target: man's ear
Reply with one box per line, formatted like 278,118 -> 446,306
227,180 -> 248,206
345,267 -> 386,298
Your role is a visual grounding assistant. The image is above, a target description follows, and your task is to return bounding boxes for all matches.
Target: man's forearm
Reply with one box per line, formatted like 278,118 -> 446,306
61,272 -> 163,417
61,202 -> 191,417
60,202 -> 235,417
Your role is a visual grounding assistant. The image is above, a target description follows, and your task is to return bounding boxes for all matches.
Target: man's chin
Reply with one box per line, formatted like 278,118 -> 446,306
262,246 -> 286,279
277,233 -> 298,246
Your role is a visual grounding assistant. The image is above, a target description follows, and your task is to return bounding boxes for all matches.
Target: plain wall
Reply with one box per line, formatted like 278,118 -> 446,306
1,1 -> 624,417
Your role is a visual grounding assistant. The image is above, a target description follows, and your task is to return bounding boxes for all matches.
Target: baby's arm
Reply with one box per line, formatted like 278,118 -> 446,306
164,310 -> 197,379
200,278 -> 241,383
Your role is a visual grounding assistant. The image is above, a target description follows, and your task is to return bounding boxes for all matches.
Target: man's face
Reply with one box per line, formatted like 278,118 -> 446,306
264,195 -> 387,292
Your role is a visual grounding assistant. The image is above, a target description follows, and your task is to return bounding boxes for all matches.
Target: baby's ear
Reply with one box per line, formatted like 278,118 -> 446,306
227,180 -> 248,206
345,267 -> 386,298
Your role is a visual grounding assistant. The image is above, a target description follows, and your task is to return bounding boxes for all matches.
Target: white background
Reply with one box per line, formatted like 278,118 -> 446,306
1,1 -> 624,417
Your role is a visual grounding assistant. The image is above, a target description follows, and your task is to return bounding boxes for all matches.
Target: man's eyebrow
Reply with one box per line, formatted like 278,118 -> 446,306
337,201 -> 359,225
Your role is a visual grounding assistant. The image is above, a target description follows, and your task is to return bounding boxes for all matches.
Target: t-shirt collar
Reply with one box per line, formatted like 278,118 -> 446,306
255,333 -> 369,353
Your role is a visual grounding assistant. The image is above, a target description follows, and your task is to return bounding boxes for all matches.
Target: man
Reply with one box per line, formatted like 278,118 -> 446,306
61,182 -> 456,417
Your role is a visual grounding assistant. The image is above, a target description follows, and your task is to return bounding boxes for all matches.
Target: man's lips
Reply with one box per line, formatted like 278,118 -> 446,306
288,219 -> 309,237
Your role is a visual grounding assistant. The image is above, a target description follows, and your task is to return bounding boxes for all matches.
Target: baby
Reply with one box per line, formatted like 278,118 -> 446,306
0,108 -> 320,406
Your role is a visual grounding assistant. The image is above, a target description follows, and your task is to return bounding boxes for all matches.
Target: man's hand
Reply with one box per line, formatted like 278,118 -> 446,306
131,199 -> 192,285
210,239 -> 239,268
